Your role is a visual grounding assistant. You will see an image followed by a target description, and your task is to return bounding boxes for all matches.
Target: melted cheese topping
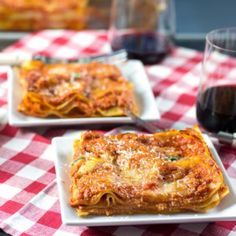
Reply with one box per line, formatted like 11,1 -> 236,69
17,61 -> 138,118
69,127 -> 229,216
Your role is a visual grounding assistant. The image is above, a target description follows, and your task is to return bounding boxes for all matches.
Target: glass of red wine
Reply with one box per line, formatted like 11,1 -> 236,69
109,0 -> 175,65
197,28 -> 236,141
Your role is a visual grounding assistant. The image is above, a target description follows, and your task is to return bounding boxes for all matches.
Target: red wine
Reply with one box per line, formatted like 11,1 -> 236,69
196,85 -> 236,133
111,33 -> 172,64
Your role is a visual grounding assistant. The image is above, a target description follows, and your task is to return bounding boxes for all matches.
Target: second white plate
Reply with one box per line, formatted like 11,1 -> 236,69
53,132 -> 236,226
8,60 -> 160,127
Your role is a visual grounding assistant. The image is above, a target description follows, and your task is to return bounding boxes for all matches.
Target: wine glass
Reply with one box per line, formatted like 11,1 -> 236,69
196,28 -> 236,141
109,0 -> 175,65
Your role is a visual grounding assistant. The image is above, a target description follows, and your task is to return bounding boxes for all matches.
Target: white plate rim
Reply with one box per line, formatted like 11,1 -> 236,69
7,60 -> 160,127
53,132 -> 236,226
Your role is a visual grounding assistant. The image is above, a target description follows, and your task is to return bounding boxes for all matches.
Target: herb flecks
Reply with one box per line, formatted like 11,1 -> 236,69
165,156 -> 179,162
70,72 -> 81,82
71,156 -> 86,166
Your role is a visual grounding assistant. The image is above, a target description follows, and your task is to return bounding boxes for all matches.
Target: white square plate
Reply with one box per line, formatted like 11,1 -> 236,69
7,60 -> 160,127
53,132 -> 236,226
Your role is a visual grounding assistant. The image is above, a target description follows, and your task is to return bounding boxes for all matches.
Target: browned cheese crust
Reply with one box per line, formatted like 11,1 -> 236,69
17,61 -> 138,118
69,126 -> 229,216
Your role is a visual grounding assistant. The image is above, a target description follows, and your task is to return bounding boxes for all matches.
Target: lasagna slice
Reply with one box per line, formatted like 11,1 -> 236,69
69,126 -> 229,216
17,60 -> 138,118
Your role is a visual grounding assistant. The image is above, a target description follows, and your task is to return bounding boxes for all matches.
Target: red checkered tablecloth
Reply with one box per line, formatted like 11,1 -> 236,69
0,30 -> 236,236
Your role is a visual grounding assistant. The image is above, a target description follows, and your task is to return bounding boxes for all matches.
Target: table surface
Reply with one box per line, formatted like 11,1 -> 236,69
0,30 -> 236,236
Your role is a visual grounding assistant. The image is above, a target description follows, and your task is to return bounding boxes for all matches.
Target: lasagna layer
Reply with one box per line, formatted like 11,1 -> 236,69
17,61 -> 138,118
69,127 -> 229,216
0,0 -> 88,30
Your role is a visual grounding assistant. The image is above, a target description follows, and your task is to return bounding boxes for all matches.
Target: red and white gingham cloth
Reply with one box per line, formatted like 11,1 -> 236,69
0,30 -> 236,236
